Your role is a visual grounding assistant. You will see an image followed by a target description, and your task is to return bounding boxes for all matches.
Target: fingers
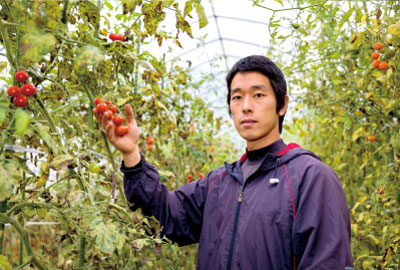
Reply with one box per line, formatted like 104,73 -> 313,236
93,108 -> 102,121
124,104 -> 137,126
102,111 -> 111,128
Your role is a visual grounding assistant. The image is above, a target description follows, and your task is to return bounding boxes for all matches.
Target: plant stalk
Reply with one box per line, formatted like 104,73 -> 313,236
0,18 -> 16,70
0,200 -> 7,254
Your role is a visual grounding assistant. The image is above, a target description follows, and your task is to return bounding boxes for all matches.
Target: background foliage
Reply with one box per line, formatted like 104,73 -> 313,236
0,1 -> 235,269
258,0 -> 400,268
0,0 -> 399,269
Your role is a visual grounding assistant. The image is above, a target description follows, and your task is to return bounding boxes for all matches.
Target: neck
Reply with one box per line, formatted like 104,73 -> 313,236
246,133 -> 281,151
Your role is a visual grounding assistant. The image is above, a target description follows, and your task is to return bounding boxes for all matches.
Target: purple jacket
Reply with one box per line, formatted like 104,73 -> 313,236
121,144 -> 354,270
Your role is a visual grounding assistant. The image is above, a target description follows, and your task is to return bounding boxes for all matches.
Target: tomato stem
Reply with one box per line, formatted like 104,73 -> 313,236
0,199 -> 7,255
0,18 -> 16,70
78,235 -> 86,268
1,214 -> 48,270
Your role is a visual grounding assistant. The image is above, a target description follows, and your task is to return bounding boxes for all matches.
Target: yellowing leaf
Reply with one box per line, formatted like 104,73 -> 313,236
0,255 -> 11,270
352,127 -> 364,141
50,154 -> 74,171
36,175 -> 48,189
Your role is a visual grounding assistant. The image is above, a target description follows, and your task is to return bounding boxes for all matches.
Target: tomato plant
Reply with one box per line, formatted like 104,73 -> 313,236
0,1 -> 225,269
262,0 -> 400,268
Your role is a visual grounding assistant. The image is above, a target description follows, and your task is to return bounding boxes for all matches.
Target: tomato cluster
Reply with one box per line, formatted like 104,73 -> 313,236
109,33 -> 126,41
146,136 -> 154,151
371,42 -> 388,71
94,97 -> 129,136
7,70 -> 36,107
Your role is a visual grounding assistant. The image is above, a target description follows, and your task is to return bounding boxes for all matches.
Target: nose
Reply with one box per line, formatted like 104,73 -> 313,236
242,96 -> 253,113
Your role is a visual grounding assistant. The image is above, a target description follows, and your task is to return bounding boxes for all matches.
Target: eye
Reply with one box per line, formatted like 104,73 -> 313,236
231,95 -> 241,101
254,93 -> 265,98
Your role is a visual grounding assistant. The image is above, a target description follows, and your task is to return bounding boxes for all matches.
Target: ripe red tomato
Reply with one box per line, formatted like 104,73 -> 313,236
21,83 -> 36,96
112,115 -> 124,126
105,100 -> 112,105
94,97 -> 103,106
187,175 -> 193,182
371,52 -> 379,59
104,110 -> 113,120
15,70 -> 29,83
146,136 -> 154,145
7,85 -> 21,97
379,61 -> 388,70
372,59 -> 380,69
368,135 -> 376,142
108,104 -> 117,114
198,172 -> 204,179
147,144 -> 153,151
373,42 -> 383,50
109,33 -> 115,40
115,34 -> 125,41
96,103 -> 107,114
14,95 -> 27,107
115,125 -> 129,136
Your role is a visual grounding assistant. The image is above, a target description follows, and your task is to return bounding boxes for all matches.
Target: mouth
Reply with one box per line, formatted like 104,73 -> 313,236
241,119 -> 257,127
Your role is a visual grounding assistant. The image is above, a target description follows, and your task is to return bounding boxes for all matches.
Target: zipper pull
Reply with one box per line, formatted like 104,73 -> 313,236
238,186 -> 244,202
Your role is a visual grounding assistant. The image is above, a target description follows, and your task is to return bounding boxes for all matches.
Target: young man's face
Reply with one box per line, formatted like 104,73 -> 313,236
229,71 -> 288,150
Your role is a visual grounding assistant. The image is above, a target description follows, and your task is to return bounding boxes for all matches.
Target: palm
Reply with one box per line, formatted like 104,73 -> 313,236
107,123 -> 139,154
93,104 -> 140,154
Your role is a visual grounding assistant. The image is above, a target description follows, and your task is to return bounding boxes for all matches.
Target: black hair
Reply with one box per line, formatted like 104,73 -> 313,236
225,55 -> 287,133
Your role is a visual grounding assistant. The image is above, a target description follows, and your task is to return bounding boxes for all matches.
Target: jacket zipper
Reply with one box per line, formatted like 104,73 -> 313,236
226,158 -> 281,269
227,185 -> 244,270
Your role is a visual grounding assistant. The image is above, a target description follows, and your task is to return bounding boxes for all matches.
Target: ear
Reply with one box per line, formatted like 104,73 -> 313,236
279,95 -> 289,116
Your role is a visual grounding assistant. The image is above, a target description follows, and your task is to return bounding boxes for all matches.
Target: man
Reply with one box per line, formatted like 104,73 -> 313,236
94,55 -> 354,269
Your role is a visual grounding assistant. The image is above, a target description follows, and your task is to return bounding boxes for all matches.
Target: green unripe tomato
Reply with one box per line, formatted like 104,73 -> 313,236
88,162 -> 100,173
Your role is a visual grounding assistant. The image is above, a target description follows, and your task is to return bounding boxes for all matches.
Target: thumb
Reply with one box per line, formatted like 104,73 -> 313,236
125,104 -> 137,126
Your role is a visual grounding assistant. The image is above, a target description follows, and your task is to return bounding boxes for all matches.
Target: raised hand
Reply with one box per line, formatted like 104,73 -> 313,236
93,104 -> 141,166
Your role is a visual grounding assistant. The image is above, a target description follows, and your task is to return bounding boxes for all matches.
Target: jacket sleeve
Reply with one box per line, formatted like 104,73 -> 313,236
120,153 -> 210,246
292,162 -> 354,270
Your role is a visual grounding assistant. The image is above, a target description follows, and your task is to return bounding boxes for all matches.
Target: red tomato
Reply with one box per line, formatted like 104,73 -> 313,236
372,60 -> 380,69
371,52 -> 379,59
147,144 -> 153,151
187,175 -> 193,183
379,61 -> 388,70
116,34 -> 125,41
104,110 -> 113,120
115,125 -> 129,136
15,70 -> 29,83
197,172 -> 204,179
7,85 -> 21,97
112,115 -> 124,126
14,95 -> 27,107
108,104 -> 117,114
109,33 -> 117,41
94,97 -> 103,106
21,83 -> 36,96
96,103 -> 107,114
105,100 -> 112,105
146,136 -> 154,145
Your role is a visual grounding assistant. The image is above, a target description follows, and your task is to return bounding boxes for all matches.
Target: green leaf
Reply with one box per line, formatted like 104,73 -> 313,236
50,154 -> 74,171
104,1 -> 113,10
90,218 -> 125,254
34,124 -> 58,154
195,3 -> 208,28
78,0 -> 100,29
0,106 -> 7,124
14,108 -> 32,136
184,1 -> 193,16
352,127 -> 364,141
339,8 -> 353,29
0,159 -> 20,200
